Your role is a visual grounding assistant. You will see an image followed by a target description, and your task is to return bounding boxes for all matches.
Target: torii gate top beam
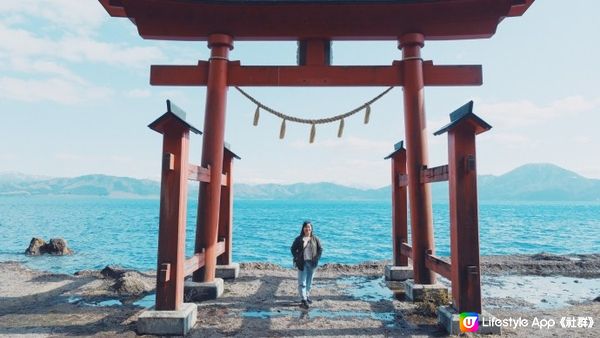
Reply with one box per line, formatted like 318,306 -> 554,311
100,0 -> 534,41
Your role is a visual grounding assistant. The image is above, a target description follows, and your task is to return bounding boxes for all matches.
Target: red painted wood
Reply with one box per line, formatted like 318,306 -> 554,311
194,34 -> 233,283
400,33 -> 435,285
184,241 -> 226,277
187,164 -> 228,186
425,253 -> 452,279
400,243 -> 413,259
150,63 -> 482,87
421,164 -> 449,184
448,123 -> 482,313
391,148 -> 408,266
184,253 -> 205,278
422,62 -> 482,86
101,0 -> 533,41
299,39 -> 330,66
151,62 -> 209,86
398,174 -> 409,188
188,164 -> 211,183
154,123 -> 190,311
217,152 -> 234,265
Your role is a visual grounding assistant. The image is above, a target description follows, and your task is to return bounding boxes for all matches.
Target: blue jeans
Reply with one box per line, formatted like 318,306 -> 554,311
297,260 -> 317,301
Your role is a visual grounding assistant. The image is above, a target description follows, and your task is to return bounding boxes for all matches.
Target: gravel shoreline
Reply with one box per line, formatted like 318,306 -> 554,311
1,253 -> 598,337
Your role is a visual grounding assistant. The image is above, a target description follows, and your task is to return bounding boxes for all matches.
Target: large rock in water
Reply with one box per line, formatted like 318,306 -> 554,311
45,238 -> 73,255
25,237 -> 46,255
24,237 -> 72,256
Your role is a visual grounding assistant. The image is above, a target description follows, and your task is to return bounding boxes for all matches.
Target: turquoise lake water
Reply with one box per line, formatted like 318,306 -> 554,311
0,197 -> 598,274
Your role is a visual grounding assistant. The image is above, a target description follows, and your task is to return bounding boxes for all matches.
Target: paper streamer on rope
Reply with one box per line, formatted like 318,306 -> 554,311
253,106 -> 260,126
279,119 -> 286,139
235,86 -> 394,142
337,119 -> 345,138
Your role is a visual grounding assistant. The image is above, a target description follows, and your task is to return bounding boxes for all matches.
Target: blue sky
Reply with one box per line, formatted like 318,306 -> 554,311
1,1 -> 599,188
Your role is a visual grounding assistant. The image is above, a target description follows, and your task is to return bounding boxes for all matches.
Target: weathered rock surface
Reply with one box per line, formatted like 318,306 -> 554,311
100,265 -> 153,296
25,237 -> 72,256
45,238 -> 73,255
113,271 -> 152,295
25,237 -> 46,255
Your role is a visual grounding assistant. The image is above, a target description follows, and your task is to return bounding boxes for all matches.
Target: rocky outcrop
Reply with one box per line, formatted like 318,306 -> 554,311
101,265 -> 152,296
113,272 -> 152,295
25,237 -> 73,256
25,238 -> 46,255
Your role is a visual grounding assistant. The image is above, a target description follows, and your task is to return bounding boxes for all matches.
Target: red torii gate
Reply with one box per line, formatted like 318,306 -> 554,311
100,0 -> 534,335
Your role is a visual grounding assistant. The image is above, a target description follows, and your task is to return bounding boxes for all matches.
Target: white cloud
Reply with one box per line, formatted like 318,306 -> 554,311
479,96 -> 600,129
0,77 -> 113,104
7,58 -> 85,84
237,177 -> 288,185
0,0 -> 106,33
54,153 -> 83,161
57,36 -> 165,66
0,23 -> 165,68
126,89 -> 152,99
291,136 -> 389,153
483,132 -> 534,148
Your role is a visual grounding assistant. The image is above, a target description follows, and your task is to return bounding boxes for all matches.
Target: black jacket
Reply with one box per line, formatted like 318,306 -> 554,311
291,235 -> 323,271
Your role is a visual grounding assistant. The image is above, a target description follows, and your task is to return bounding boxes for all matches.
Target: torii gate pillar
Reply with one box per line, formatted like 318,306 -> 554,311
399,33 -> 436,285
194,34 -> 234,283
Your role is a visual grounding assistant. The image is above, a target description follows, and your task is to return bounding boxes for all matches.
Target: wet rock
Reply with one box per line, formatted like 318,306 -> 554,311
99,265 -> 153,296
101,265 -> 128,279
594,296 -> 600,302
531,252 -> 570,261
45,238 -> 73,255
25,237 -> 46,255
24,237 -> 72,256
112,271 -> 152,296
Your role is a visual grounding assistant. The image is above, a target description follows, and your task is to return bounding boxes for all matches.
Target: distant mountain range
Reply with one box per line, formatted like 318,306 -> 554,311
1,163 -> 599,201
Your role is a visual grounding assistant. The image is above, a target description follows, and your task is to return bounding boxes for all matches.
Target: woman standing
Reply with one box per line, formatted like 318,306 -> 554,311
290,220 -> 323,309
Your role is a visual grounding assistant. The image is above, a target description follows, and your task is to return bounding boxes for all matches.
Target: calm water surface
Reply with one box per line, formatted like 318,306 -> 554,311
0,197 -> 598,274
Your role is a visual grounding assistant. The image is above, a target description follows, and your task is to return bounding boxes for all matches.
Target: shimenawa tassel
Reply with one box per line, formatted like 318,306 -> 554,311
337,119 -> 345,138
253,106 -> 260,126
279,119 -> 286,139
309,123 -> 316,143
364,104 -> 371,124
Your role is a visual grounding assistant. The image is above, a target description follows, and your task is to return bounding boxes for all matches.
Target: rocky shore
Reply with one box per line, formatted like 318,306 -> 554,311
0,253 -> 598,337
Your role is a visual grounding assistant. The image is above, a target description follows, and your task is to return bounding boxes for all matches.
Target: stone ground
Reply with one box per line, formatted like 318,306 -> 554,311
0,254 -> 599,337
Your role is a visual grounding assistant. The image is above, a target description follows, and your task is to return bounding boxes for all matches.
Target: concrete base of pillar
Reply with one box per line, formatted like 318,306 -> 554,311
437,305 -> 502,335
404,279 -> 449,302
384,265 -> 413,281
184,278 -> 224,302
216,263 -> 240,279
137,302 -> 197,336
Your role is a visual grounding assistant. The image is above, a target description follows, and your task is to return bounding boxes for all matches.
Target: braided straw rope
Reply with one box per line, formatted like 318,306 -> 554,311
234,86 -> 394,125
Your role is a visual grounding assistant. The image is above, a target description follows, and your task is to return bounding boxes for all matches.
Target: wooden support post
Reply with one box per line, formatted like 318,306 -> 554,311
148,102 -> 201,311
386,141 -> 408,266
448,128 -> 481,313
194,34 -> 233,282
435,101 -> 491,314
217,149 -> 235,265
399,33 -> 435,285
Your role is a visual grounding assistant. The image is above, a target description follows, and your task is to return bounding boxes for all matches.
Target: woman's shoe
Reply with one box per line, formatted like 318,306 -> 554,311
306,298 -> 313,304
300,300 -> 309,309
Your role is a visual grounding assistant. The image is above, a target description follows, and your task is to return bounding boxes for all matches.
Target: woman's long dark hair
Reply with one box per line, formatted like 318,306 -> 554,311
299,220 -> 313,237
